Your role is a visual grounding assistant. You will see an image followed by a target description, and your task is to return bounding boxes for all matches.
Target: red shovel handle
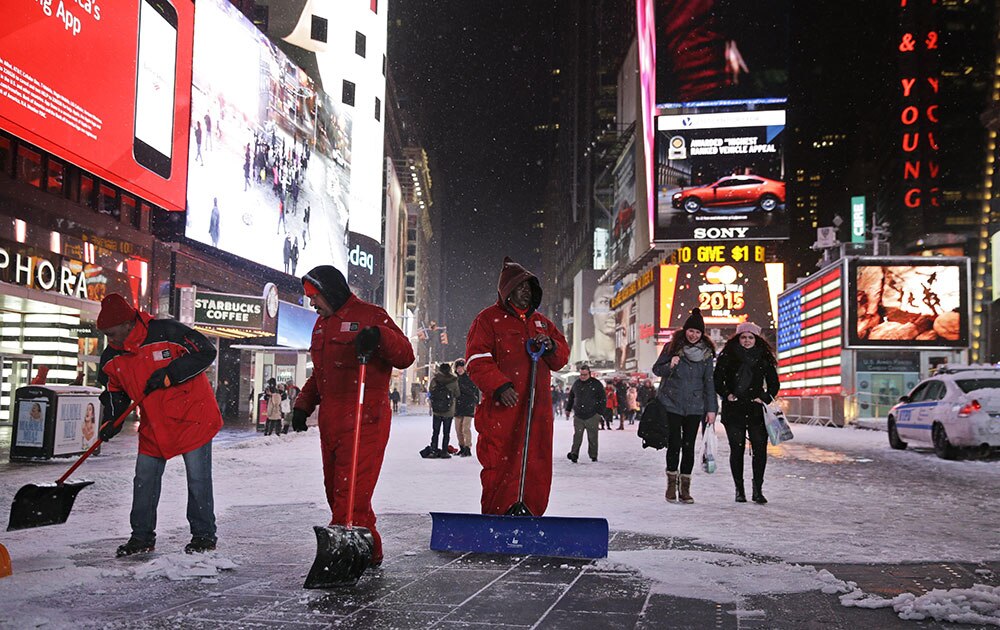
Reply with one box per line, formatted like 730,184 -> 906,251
345,360 -> 367,529
56,398 -> 142,485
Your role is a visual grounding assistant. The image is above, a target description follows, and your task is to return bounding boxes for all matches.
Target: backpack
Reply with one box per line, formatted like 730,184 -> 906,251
637,398 -> 670,450
430,382 -> 454,414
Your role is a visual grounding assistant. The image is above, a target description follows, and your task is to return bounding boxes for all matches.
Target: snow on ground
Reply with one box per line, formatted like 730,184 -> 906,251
1,408 -> 998,625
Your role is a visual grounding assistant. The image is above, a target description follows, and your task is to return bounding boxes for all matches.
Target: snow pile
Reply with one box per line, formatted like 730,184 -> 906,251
130,552 -> 238,582
841,584 -> 1000,626
602,550 -> 853,604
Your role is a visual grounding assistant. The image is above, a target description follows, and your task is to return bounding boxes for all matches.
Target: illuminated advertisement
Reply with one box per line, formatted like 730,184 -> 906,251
654,0 -> 788,107
610,136 -> 638,269
615,299 -> 638,371
847,257 -> 970,349
654,109 -> 787,242
776,265 -> 843,397
571,269 -> 614,369
0,0 -> 194,210
184,0 -> 352,275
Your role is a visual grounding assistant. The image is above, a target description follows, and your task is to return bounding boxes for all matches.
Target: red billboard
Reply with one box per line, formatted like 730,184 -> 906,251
0,0 -> 194,211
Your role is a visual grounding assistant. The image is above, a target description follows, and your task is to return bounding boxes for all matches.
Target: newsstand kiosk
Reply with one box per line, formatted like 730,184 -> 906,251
9,386 -> 103,461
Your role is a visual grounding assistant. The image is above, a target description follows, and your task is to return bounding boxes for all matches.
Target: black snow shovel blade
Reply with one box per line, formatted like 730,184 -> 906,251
303,525 -> 375,589
7,481 -> 95,531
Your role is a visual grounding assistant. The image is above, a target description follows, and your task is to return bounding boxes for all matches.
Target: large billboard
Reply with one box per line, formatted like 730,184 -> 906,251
847,257 -> 970,349
571,269 -> 615,369
654,109 -> 787,242
0,0 -> 194,210
183,0 -> 353,276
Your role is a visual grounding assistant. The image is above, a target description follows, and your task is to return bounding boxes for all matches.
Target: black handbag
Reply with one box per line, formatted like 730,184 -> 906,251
637,398 -> 670,450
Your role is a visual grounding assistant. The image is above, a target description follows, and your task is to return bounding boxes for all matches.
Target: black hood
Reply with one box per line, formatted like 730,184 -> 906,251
303,265 -> 352,312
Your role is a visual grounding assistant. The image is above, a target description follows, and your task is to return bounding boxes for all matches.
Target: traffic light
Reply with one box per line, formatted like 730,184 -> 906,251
440,331 -> 449,345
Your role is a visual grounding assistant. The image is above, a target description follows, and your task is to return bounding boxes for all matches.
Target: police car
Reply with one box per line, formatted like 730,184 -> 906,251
887,365 -> 1000,459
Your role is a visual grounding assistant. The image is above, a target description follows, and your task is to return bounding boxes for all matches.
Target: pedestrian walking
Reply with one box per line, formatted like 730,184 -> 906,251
389,388 -> 401,413
713,322 -> 780,504
291,238 -> 300,275
565,365 -> 606,463
277,198 -> 287,234
427,363 -> 461,458
651,309 -> 717,504
194,120 -> 203,165
282,381 -> 300,434
615,377 -> 629,430
263,378 -> 283,436
453,359 -> 480,457
290,265 -> 414,566
464,257 -> 569,516
209,198 -> 220,248
203,113 -> 213,151
410,381 -> 422,405
94,293 -> 222,557
602,383 -> 617,430
282,235 -> 292,273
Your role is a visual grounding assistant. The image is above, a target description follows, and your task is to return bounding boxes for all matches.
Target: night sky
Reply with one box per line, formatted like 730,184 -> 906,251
389,2 -> 560,354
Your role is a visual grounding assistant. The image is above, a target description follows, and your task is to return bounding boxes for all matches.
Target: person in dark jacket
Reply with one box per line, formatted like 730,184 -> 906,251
453,359 -> 480,457
713,321 -> 780,504
96,293 -> 222,557
565,365 -> 607,463
651,309 -> 718,504
389,388 -> 401,413
614,378 -> 629,430
428,362 -> 461,458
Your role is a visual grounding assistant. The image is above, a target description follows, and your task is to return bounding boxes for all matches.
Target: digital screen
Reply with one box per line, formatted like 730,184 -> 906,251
776,266 -> 843,397
656,262 -> 777,333
277,300 -> 317,350
571,269 -> 614,369
184,0 -> 353,276
0,0 -> 194,210
846,258 -> 970,349
654,109 -> 788,242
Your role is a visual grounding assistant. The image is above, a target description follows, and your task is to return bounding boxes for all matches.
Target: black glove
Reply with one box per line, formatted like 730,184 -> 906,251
99,418 -> 123,442
292,409 -> 309,432
355,326 -> 381,359
144,367 -> 171,395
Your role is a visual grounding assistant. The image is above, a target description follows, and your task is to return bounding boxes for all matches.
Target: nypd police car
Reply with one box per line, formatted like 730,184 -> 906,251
887,365 -> 1000,459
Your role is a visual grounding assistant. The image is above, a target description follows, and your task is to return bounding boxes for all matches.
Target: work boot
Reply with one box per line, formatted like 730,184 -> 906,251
679,474 -> 694,504
184,536 -> 217,554
116,538 -> 155,557
665,471 -> 679,502
752,480 -> 767,505
438,448 -> 451,459
735,480 -> 747,503
567,451 -> 578,463
460,446 -> 472,457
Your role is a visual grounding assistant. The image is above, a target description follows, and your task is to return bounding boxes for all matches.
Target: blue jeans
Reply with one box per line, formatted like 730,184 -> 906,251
130,441 -> 216,543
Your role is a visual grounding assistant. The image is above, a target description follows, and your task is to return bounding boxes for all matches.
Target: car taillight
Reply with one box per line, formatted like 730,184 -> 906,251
958,400 -> 982,417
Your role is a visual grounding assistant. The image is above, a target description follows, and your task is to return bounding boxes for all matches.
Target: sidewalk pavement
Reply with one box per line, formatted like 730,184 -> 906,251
10,503 -> 998,629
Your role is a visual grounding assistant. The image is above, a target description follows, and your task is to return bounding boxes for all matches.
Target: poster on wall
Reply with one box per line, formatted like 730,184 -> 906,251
15,398 -> 47,448
571,270 -> 615,369
184,0 -> 353,275
847,257 -> 970,349
54,396 -> 100,456
0,0 -> 195,210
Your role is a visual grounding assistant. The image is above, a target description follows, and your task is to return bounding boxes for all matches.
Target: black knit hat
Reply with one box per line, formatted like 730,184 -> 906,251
682,308 -> 705,333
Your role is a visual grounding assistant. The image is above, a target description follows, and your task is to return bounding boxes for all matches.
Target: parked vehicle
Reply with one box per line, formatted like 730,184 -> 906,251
671,175 -> 785,214
887,366 -> 1000,459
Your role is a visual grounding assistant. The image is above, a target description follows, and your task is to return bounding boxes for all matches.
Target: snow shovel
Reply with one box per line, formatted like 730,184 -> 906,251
430,339 -> 609,559
303,355 -> 375,589
7,398 -> 141,531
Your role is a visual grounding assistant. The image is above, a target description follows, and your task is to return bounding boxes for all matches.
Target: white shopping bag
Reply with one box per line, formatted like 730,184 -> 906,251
700,424 -> 718,474
762,402 -> 794,445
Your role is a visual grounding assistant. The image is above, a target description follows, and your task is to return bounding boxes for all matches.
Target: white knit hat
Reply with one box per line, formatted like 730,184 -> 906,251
735,321 -> 762,336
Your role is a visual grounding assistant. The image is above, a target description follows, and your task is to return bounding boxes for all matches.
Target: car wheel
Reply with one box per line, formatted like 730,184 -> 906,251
932,422 -> 958,460
888,418 -> 907,450
683,197 -> 702,214
758,194 -> 779,212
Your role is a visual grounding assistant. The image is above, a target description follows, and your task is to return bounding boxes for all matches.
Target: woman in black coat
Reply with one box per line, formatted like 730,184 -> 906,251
713,322 -> 779,504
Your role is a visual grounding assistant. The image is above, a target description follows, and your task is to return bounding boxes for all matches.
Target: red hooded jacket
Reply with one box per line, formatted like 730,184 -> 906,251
465,257 -> 569,515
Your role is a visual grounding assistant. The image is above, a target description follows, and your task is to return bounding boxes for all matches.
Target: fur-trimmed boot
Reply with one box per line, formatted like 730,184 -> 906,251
678,474 -> 694,504
665,471 -> 679,502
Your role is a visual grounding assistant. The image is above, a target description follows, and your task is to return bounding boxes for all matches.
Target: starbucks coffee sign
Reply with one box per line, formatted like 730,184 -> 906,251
194,292 -> 264,329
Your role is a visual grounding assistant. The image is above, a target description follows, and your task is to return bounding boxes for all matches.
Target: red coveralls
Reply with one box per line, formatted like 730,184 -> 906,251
294,294 -> 414,560
465,258 -> 569,516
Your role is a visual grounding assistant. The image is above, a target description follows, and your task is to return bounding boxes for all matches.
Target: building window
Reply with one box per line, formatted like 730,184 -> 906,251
342,80 -> 356,106
46,157 -> 65,195
97,183 -> 119,219
355,31 -> 366,57
122,195 -> 139,229
15,145 -> 43,188
78,174 -> 95,208
311,15 -> 328,43
0,135 -> 11,177
374,97 -> 381,122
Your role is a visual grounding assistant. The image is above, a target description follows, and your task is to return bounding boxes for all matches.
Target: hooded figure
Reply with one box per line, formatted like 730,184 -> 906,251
464,257 -> 570,515
292,265 -> 415,564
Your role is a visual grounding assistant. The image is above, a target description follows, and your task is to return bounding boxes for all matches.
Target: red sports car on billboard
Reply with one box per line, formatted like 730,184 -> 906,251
672,175 -> 785,214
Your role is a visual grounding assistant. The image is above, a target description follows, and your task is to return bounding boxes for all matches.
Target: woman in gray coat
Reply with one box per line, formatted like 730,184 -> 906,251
651,309 -> 718,504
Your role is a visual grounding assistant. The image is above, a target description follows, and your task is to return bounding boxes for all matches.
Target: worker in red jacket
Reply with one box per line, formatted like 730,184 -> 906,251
465,257 -> 569,516
96,293 -> 223,557
291,265 -> 414,565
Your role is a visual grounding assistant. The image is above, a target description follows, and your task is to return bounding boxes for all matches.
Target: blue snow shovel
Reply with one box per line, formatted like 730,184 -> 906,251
429,339 -> 609,559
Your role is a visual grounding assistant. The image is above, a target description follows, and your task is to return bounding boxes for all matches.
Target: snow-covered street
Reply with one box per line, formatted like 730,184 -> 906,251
1,411 -> 998,628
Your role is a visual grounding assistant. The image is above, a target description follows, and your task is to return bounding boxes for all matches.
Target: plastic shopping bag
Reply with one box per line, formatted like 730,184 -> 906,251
762,402 -> 794,446
701,424 -> 718,474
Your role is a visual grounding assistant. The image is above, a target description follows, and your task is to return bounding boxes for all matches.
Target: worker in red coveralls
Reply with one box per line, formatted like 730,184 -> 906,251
465,257 -> 569,516
291,265 -> 414,565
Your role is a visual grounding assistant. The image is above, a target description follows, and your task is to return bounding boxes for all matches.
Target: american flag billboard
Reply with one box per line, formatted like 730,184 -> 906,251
777,264 -> 843,396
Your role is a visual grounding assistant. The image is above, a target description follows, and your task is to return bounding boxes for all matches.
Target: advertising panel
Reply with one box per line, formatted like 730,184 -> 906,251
847,257 -> 970,349
615,299 -> 638,371
654,109 -> 787,242
54,395 -> 100,456
276,300 -> 317,349
184,0 -> 353,276
610,136 -> 638,270
571,269 -> 615,369
654,0 -> 788,107
194,292 -> 264,330
347,231 -> 382,299
14,397 -> 47,448
0,0 -> 194,210
776,265 -> 843,397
